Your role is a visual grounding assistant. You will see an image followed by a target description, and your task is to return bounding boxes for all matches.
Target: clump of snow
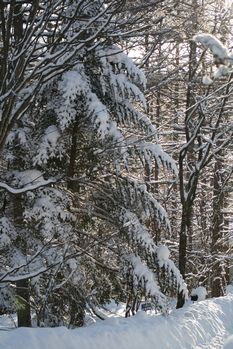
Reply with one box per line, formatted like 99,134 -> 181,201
6,128 -> 28,146
101,301 -> 126,318
57,69 -> 84,129
202,75 -> 213,85
99,45 -> 147,89
214,65 -> 230,79
34,125 -> 63,165
225,285 -> 233,295
193,33 -> 229,60
191,286 -> 207,301
157,245 -> 170,261
12,170 -> 43,186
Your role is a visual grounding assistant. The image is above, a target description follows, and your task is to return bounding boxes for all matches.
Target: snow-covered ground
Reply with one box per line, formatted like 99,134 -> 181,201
1,295 -> 233,349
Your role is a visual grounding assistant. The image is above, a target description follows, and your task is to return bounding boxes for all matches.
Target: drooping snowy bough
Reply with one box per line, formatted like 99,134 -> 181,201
193,33 -> 233,81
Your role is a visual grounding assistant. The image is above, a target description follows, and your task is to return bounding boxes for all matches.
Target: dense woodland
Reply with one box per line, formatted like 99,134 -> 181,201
0,0 -> 232,328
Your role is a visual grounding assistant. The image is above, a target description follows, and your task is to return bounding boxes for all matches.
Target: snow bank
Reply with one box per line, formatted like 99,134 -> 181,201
1,295 -> 233,349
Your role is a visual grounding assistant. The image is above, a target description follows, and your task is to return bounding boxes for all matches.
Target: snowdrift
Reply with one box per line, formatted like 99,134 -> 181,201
1,295 -> 233,349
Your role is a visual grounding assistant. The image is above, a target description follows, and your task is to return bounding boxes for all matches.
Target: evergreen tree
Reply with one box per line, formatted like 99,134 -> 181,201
0,0 -> 186,326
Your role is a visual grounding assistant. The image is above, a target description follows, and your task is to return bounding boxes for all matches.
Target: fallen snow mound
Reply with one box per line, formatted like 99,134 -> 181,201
191,286 -> 208,301
1,295 -> 233,349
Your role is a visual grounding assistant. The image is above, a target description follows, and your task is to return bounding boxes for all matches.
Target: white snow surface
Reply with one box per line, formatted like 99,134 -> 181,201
224,335 -> 233,349
1,295 -> 233,349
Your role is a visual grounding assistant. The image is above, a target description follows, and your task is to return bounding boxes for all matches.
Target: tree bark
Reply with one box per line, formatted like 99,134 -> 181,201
16,279 -> 31,327
211,159 -> 225,297
13,195 -> 32,327
177,205 -> 192,308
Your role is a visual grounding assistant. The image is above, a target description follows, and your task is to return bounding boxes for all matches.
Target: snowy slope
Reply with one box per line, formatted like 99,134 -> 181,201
1,295 -> 233,349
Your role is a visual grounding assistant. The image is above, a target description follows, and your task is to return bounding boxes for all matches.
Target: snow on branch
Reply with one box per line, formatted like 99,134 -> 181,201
157,248 -> 188,297
121,209 -> 157,253
99,45 -> 147,89
137,142 -> 178,176
117,178 -> 171,230
193,33 -> 229,60
193,33 -> 233,83
125,254 -> 165,301
0,268 -> 47,283
0,178 -> 57,194
33,125 -> 64,165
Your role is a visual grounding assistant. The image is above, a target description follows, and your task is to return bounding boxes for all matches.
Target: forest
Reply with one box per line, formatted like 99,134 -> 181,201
0,0 -> 232,334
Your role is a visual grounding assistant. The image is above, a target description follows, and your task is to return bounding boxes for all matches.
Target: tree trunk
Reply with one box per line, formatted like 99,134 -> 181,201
67,122 -> 79,191
16,279 -> 31,327
177,0 -> 197,307
67,121 -> 85,326
13,194 -> 31,327
211,159 -> 225,297
177,206 -> 192,308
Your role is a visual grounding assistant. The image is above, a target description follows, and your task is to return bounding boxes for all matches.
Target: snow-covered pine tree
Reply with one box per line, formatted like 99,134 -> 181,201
0,0 -> 187,326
